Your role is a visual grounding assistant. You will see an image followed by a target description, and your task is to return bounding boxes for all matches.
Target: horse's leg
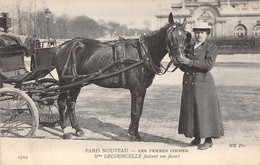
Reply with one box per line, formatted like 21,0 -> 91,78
128,88 -> 146,141
66,87 -> 85,137
57,92 -> 72,139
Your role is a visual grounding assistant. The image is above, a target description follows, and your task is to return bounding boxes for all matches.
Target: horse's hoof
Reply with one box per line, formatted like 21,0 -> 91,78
76,130 -> 85,137
63,133 -> 73,139
128,133 -> 143,142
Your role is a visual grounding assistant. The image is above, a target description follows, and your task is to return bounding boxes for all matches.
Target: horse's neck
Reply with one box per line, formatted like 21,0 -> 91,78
144,27 -> 168,65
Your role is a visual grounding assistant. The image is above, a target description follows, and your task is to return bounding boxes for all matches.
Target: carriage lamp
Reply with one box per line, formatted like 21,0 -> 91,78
0,12 -> 11,33
45,9 -> 51,19
45,9 -> 51,40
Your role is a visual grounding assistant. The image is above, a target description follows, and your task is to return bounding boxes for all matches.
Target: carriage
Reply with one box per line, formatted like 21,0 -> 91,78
0,34 -> 60,138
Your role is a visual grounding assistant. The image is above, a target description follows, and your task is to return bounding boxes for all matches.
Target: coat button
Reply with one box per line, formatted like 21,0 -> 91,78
186,73 -> 189,75
192,73 -> 195,75
185,81 -> 187,83
191,82 -> 194,85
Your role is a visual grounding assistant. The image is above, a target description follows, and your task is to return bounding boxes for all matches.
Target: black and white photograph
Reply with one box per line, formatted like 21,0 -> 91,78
0,0 -> 260,164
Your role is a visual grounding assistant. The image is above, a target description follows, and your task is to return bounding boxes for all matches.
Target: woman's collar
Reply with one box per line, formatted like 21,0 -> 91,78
194,41 -> 204,49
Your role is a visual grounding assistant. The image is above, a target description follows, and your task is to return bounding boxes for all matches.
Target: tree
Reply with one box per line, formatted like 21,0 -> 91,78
15,0 -> 22,34
35,11 -> 47,39
1,3 -> 151,40
52,14 -> 69,39
67,15 -> 105,38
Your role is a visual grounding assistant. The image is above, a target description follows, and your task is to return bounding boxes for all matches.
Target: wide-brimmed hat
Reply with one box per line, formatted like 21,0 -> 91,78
193,22 -> 212,30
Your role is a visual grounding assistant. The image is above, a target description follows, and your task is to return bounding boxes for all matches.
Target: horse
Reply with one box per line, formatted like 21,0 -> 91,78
53,13 -> 190,141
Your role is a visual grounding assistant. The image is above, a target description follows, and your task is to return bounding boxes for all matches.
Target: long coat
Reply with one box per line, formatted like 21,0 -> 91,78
178,41 -> 224,138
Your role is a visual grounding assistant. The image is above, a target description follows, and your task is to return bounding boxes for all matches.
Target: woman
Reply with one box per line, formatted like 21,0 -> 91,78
177,22 -> 224,150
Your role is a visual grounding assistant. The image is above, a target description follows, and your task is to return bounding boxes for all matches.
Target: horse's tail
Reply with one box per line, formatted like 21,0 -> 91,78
66,41 -> 85,77
52,40 -> 84,77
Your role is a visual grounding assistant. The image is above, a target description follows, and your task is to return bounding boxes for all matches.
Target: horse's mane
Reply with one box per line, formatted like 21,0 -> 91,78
145,24 -> 170,39
58,37 -> 115,48
57,23 -> 171,49
143,24 -> 171,48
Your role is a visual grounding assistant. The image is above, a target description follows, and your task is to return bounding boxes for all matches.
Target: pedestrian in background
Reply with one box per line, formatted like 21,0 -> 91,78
177,22 -> 224,150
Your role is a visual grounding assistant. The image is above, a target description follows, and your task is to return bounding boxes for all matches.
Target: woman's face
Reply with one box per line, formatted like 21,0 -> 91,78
194,30 -> 208,43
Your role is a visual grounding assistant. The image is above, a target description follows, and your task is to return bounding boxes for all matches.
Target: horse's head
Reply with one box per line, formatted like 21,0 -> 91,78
166,13 -> 191,66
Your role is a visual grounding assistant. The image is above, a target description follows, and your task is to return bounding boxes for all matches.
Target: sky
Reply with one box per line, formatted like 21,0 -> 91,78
0,0 -> 182,30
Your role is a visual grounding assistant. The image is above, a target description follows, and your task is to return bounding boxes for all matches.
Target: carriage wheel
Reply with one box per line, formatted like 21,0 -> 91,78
0,88 -> 38,138
36,78 -> 60,127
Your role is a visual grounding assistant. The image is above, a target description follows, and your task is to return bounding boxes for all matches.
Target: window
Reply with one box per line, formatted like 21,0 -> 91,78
234,25 -> 247,37
252,25 -> 260,37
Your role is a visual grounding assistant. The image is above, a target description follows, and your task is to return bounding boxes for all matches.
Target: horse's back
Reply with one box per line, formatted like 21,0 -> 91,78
81,45 -> 114,74
82,39 -> 146,88
54,38 -> 148,88
81,39 -> 140,72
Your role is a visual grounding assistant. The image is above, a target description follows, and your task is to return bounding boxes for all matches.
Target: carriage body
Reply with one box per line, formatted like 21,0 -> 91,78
0,35 -> 56,84
0,34 -> 60,138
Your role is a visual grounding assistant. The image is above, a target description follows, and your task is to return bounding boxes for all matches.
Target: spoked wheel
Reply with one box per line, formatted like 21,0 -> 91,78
0,88 -> 38,138
36,78 -> 60,127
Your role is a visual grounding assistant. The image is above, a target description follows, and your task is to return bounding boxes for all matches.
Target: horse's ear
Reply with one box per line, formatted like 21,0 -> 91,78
168,12 -> 174,24
182,18 -> 187,28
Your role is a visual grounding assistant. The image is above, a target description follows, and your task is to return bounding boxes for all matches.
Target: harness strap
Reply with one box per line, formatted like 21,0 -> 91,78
31,58 -> 144,94
160,58 -> 179,74
139,37 -> 178,75
136,40 -> 146,75
61,41 -> 82,80
139,38 -> 165,75
115,37 -> 127,88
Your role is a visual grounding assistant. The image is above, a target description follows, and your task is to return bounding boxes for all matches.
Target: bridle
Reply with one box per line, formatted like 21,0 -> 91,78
138,23 -> 189,75
138,23 -> 190,75
163,23 -> 189,74
166,23 -> 189,55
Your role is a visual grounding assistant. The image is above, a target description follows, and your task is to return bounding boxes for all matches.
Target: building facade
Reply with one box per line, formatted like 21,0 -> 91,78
156,0 -> 260,38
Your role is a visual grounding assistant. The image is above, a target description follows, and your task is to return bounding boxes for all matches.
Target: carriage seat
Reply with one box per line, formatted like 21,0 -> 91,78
0,47 -> 29,81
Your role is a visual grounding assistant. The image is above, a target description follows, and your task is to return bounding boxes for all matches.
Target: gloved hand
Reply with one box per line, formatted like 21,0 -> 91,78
177,56 -> 190,65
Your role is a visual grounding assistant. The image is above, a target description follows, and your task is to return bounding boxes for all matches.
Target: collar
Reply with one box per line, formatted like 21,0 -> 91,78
194,41 -> 207,50
194,42 -> 203,49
